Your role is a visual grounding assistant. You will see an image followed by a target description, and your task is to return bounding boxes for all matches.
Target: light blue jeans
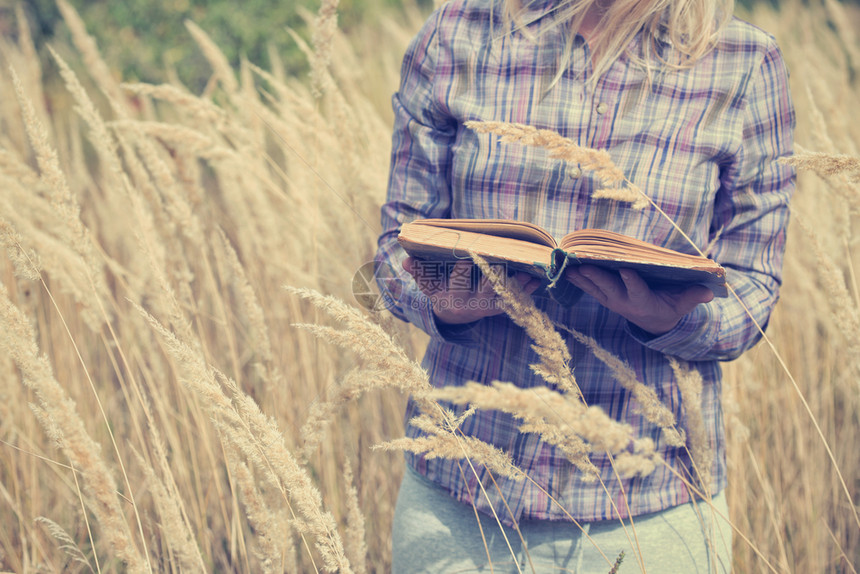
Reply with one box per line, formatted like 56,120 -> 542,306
392,466 -> 732,573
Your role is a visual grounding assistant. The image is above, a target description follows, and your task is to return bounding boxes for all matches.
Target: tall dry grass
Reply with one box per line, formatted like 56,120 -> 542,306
0,0 -> 857,572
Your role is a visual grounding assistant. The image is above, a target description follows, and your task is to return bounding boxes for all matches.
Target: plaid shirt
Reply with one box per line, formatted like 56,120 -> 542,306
376,0 -> 794,524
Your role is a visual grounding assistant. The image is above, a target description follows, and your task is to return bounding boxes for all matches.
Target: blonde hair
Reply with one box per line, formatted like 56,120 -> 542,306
502,0 -> 733,84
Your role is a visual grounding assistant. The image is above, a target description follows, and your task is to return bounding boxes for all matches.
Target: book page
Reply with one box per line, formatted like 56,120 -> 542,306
398,224 -> 554,274
560,230 -> 717,269
411,219 -> 557,248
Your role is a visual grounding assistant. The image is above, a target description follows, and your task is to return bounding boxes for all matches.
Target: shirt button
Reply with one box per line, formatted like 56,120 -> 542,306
567,166 -> 582,179
596,102 -> 609,114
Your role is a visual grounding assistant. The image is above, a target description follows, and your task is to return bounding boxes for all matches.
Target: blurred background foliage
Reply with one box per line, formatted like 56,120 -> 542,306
4,0 -> 854,91
8,0 -> 433,90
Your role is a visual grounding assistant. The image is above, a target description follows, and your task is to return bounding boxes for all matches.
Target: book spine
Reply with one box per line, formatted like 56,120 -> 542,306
543,249 -> 583,307
546,248 -> 574,284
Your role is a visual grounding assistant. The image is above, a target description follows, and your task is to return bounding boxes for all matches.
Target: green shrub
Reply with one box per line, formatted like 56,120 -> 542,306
19,0 -> 431,91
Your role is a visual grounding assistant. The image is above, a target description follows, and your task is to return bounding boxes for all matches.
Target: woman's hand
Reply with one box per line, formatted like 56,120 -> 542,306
404,257 -> 541,325
565,265 -> 715,336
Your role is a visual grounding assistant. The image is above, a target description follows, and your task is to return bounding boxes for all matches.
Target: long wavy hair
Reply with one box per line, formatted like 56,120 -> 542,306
502,0 -> 733,84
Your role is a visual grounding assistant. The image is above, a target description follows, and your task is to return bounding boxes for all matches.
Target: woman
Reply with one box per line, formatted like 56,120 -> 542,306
375,0 -> 794,569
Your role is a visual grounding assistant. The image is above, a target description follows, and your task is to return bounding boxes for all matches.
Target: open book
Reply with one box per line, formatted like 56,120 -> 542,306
398,218 -> 727,304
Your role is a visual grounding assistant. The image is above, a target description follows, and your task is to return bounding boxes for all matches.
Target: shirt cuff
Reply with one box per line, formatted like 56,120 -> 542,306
625,303 -> 720,359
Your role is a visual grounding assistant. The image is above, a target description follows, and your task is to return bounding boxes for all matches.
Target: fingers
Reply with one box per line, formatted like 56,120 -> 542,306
678,284 -> 715,308
619,268 -> 713,305
618,268 -> 650,304
564,265 -> 716,334
512,272 -> 543,295
566,265 -> 621,305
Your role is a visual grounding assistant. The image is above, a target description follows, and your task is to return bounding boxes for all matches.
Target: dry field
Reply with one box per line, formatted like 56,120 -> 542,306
0,0 -> 858,572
